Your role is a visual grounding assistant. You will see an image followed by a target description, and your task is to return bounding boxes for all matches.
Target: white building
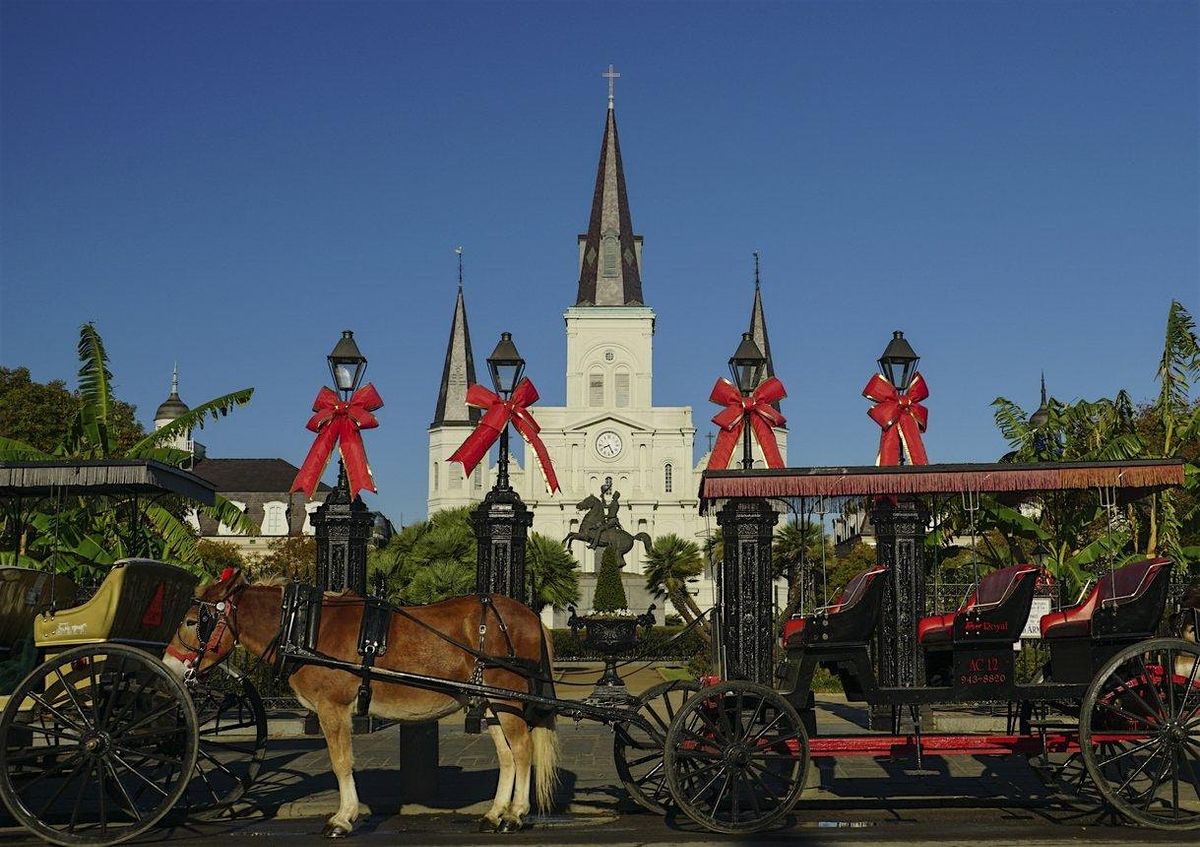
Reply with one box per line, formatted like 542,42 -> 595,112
428,95 -> 786,623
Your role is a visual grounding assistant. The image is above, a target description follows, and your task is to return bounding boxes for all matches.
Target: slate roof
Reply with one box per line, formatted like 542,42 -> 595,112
189,458 -> 330,493
575,106 -> 644,307
431,285 -> 481,428
748,274 -> 782,418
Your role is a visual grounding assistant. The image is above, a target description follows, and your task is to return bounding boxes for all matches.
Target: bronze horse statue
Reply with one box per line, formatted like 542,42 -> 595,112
165,573 -> 558,837
562,494 -> 652,560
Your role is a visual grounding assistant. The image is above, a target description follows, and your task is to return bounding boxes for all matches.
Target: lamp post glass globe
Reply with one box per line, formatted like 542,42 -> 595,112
328,330 -> 367,398
488,332 -> 526,398
729,332 -> 766,395
878,330 -> 919,391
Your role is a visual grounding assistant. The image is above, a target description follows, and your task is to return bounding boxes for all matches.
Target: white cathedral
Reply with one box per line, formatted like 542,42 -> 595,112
427,92 -> 787,624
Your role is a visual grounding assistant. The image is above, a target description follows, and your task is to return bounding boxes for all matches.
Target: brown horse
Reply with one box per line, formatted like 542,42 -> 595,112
164,572 -> 558,837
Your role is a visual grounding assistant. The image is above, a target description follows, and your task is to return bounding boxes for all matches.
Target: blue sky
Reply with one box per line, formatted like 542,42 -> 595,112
2,0 -> 1196,525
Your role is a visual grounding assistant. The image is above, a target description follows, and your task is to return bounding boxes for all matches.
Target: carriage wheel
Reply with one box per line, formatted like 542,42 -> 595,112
0,644 -> 198,847
179,665 -> 267,819
613,678 -> 700,814
662,681 -> 808,834
1080,637 -> 1200,830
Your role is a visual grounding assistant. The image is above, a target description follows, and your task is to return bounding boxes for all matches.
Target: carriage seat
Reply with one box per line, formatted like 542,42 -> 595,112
917,563 -> 1039,646
1039,558 -> 1172,640
35,559 -> 197,648
783,565 -> 888,646
0,568 -> 76,653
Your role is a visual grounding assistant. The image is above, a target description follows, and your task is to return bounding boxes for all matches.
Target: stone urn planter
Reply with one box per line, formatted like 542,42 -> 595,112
567,604 -> 655,696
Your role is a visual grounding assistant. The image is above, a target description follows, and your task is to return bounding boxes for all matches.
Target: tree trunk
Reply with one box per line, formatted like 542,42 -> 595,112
676,588 -> 712,637
773,582 -> 804,639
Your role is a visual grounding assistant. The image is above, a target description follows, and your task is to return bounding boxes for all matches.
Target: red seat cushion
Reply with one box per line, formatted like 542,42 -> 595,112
1040,558 -> 1171,639
782,617 -> 807,645
918,612 -> 956,644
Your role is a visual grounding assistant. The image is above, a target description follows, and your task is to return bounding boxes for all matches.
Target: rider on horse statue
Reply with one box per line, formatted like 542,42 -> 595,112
586,477 -> 622,549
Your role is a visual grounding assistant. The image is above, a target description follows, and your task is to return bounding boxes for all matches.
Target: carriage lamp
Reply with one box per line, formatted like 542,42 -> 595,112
328,330 -> 367,399
729,332 -> 766,395
878,330 -> 919,391
487,332 -> 525,399
729,332 -> 766,470
1031,540 -> 1051,569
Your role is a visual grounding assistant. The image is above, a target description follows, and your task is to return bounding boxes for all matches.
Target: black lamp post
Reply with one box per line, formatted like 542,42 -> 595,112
729,332 -> 767,470
312,330 -> 372,596
469,332 -> 533,603
1031,540 -> 1051,569
488,332 -> 524,490
869,330 -> 927,727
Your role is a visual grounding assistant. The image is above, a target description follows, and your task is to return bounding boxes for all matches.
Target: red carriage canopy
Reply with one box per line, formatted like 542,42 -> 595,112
698,459 -> 1185,507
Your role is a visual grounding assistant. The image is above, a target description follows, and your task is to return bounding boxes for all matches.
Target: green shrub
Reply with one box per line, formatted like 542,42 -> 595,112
552,625 -> 709,661
592,546 -> 628,612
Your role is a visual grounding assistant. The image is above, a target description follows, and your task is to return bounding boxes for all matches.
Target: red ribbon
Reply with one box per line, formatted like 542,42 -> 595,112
862,371 -> 929,466
706,376 -> 788,470
449,378 -> 560,494
291,383 -> 384,501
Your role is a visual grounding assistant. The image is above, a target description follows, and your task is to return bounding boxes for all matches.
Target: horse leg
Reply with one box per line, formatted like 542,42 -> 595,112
480,715 -> 515,832
497,712 -> 532,833
316,701 -> 359,838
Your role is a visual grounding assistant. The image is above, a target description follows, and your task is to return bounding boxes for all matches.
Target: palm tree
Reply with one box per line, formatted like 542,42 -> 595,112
526,533 -> 580,613
771,519 -> 827,631
0,323 -> 254,577
643,534 -> 710,636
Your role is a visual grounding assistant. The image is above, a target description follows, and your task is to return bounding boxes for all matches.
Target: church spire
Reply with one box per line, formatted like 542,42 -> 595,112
431,250 -> 480,427
747,251 -> 782,416
575,67 -> 643,307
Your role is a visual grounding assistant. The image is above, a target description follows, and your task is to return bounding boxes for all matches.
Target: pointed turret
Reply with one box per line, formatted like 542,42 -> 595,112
575,96 -> 644,307
747,253 -> 781,416
431,262 -> 480,427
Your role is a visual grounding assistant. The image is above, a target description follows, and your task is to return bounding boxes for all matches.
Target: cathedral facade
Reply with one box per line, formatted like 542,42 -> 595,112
427,96 -> 785,621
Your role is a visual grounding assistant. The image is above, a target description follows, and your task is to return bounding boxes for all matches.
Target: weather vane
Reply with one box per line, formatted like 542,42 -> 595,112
603,64 -> 620,109
753,250 -> 761,289
455,245 -> 463,289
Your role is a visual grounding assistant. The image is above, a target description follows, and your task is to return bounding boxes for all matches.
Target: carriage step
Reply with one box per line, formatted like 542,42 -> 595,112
1026,720 -> 1077,731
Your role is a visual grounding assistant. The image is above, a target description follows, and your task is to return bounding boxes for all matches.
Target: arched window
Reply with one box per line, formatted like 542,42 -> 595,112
615,370 -> 630,407
261,501 -> 288,536
664,463 -> 673,493
602,231 -> 619,278
473,467 -> 483,490
433,462 -> 439,491
588,370 -> 604,407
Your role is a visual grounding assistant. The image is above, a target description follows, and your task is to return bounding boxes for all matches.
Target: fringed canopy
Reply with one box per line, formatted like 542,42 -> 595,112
0,460 -> 216,505
700,459 -> 1185,505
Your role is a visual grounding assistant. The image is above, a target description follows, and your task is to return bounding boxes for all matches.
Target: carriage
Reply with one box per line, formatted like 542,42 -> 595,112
1,457 -> 1197,843
0,462 -> 268,847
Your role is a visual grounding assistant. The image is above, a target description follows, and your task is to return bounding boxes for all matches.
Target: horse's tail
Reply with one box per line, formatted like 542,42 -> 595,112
532,623 -> 559,812
635,532 -> 654,552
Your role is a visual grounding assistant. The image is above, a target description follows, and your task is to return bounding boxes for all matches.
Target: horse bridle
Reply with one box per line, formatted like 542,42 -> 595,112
167,580 -> 246,677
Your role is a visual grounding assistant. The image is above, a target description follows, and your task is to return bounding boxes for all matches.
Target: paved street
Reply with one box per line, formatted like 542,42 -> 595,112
2,690 -> 1195,845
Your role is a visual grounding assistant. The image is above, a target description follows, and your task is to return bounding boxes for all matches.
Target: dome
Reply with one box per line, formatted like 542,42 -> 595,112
154,366 -> 190,423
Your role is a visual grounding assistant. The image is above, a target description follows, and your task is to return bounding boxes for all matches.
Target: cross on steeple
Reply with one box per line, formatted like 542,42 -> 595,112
455,246 -> 464,290
753,251 -> 761,289
603,64 -> 620,109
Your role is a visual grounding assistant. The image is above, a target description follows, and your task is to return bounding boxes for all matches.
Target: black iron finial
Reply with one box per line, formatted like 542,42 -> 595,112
1040,370 -> 1047,406
753,251 -> 760,289
455,246 -> 463,290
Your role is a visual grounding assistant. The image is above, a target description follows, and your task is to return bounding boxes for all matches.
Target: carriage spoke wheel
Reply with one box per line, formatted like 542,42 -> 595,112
0,644 -> 198,847
179,665 -> 267,819
1081,637 -> 1200,831
663,681 -> 808,834
613,678 -> 700,814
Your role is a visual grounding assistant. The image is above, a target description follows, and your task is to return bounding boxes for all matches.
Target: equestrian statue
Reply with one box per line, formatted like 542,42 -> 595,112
562,477 -> 652,563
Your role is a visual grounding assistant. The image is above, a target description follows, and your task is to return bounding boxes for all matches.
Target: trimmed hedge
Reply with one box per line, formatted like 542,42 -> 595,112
552,625 -> 709,661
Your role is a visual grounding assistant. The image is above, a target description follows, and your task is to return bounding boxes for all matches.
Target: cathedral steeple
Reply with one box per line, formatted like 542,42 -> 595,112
431,250 -> 480,427
575,68 -> 643,307
747,252 -> 782,416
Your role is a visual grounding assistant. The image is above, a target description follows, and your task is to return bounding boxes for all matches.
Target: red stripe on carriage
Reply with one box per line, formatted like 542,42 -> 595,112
141,581 -> 166,628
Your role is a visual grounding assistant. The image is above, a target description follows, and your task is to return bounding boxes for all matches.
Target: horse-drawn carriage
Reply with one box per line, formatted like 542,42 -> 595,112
0,462 -> 267,847
1,458 -> 1197,843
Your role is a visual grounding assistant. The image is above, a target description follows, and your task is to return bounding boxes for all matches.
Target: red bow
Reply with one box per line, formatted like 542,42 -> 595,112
291,383 -> 384,501
706,376 -> 788,470
449,378 -> 560,494
863,372 -> 929,466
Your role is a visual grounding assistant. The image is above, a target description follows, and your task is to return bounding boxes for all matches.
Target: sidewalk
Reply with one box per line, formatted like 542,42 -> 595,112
239,686 -> 1055,823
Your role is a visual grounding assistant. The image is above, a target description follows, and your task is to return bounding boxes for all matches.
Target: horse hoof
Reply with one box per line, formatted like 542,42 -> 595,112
498,818 -> 524,833
322,824 -> 351,838
478,817 -> 501,833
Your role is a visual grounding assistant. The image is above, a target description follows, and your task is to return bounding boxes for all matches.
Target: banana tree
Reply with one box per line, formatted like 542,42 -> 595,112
0,323 -> 254,579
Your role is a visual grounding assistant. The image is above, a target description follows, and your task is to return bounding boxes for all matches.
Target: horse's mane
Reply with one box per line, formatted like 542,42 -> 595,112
251,575 -> 291,587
